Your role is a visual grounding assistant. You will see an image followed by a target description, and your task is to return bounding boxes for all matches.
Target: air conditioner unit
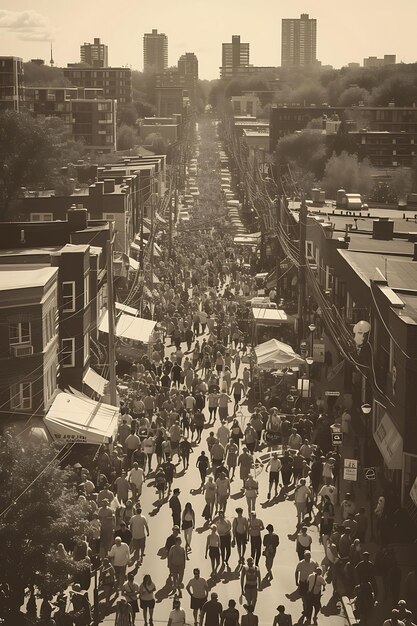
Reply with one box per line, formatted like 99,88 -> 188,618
12,344 -> 34,357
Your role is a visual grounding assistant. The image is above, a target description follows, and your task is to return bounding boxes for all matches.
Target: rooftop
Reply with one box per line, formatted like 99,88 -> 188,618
338,250 -> 417,289
0,266 -> 57,291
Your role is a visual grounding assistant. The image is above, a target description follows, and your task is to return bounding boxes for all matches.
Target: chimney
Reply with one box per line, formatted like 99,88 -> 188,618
373,218 -> 394,241
67,204 -> 88,231
103,179 -> 115,193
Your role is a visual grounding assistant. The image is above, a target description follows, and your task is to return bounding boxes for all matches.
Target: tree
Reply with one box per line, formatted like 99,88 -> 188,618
118,103 -> 138,127
320,151 -> 375,198
0,436 -> 89,614
275,130 -> 327,179
23,62 -> 71,88
117,124 -> 138,150
0,111 -> 54,218
387,168 -> 413,202
145,132 -> 168,155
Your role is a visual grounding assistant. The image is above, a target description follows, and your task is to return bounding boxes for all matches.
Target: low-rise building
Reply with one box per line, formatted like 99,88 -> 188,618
0,266 -> 58,419
64,66 -> 132,104
0,56 -> 24,112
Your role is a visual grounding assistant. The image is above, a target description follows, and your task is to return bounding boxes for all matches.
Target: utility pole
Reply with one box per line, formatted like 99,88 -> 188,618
150,193 -> 154,290
275,198 -> 281,298
106,222 -> 117,406
168,195 -> 173,260
298,197 -> 307,346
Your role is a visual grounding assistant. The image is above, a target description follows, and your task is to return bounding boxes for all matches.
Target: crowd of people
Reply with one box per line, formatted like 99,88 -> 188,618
25,119 -> 417,626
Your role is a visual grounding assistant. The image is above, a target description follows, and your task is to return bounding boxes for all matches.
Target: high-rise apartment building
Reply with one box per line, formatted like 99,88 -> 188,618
281,13 -> 317,68
143,29 -> 168,73
220,36 -> 250,79
80,37 -> 108,67
363,54 -> 396,68
178,53 -> 199,80
0,56 -> 24,111
64,66 -> 132,103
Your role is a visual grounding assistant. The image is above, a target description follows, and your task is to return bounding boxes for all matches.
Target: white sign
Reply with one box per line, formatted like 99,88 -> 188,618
343,458 -> 358,481
325,390 -> 340,397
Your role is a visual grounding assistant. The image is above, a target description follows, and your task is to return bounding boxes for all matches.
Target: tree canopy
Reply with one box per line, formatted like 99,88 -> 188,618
0,435 -> 89,614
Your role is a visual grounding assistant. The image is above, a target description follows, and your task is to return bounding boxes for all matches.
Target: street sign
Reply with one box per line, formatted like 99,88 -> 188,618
325,390 -> 340,397
364,467 -> 376,481
332,432 -> 343,445
343,458 -> 358,481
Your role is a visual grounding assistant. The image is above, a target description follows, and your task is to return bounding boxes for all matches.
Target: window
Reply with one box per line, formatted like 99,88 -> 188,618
10,382 -> 32,410
84,273 -> 90,307
84,333 -> 90,364
61,338 -> 75,368
305,241 -> 314,260
30,213 -> 53,222
9,322 -> 31,346
44,363 -> 56,405
62,281 -> 75,312
103,213 -> 115,221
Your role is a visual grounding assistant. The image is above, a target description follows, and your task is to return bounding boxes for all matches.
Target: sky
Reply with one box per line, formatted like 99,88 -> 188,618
0,1 -> 415,80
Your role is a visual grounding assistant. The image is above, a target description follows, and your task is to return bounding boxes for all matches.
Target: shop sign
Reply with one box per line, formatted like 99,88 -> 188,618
313,342 -> 325,363
343,458 -> 358,481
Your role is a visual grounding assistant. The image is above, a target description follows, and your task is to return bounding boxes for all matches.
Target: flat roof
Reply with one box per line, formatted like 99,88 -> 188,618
338,249 -> 417,289
0,266 -> 57,291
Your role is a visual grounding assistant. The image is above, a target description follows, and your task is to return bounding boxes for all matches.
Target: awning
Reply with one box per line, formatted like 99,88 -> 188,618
99,312 -> 156,343
374,412 -> 403,469
83,367 -> 109,395
233,232 -> 261,246
127,256 -> 139,270
252,307 -> 295,326
130,241 -> 160,258
254,338 -> 305,370
44,391 -> 119,445
115,302 -> 139,315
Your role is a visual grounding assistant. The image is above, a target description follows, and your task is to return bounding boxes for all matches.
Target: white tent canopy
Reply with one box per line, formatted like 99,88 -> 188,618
252,308 -> 294,326
44,391 -> 119,445
99,312 -> 156,343
82,367 -> 109,395
255,338 -> 305,370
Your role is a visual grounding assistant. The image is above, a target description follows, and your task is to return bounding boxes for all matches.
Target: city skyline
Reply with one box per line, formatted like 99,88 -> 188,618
0,1 -> 414,79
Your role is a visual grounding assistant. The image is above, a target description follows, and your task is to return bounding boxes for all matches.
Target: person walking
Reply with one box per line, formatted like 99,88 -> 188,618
168,537 -> 186,596
241,604 -> 258,626
108,536 -> 131,590
181,502 -> 196,555
196,451 -> 210,487
129,506 -> 149,564
232,508 -> 249,565
167,598 -> 186,626
128,463 -> 144,503
99,557 -> 116,609
203,477 -> 217,522
201,592 -> 223,626
225,440 -> 239,481
186,568 -> 209,626
244,475 -> 259,515
221,599 -> 240,626
295,552 -> 318,623
138,574 -> 156,626
272,605 -> 293,626
205,525 -> 221,576
216,510 -> 232,566
169,488 -> 182,527
294,479 -> 312,526
266,452 -> 282,500
216,471 -> 231,514
248,512 -> 264,567
122,573 -> 139,623
240,558 -> 261,608
305,567 -> 326,625
263,524 -> 279,579
114,596 -> 134,626
296,526 -> 313,561
231,379 -> 245,415
238,448 -> 253,490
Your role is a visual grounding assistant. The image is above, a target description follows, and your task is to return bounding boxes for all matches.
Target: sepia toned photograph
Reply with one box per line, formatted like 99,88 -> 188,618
0,2 -> 416,625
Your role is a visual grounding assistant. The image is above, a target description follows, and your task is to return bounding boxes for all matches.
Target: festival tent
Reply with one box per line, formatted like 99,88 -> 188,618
254,338 -> 305,370
99,311 -> 156,343
44,391 -> 119,445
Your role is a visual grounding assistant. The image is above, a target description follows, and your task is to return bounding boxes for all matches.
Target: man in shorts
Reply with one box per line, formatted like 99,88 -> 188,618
129,505 -> 149,564
232,507 -> 249,564
186,568 -> 209,626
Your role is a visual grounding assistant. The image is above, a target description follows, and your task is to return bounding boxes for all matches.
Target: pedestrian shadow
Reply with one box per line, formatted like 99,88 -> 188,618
260,573 -> 272,590
195,524 -> 209,534
321,593 -> 341,616
156,576 -> 174,602
260,495 -> 286,509
230,491 -> 245,500
190,486 -> 204,496
287,530 -> 299,542
285,588 -> 301,603
220,565 -> 240,584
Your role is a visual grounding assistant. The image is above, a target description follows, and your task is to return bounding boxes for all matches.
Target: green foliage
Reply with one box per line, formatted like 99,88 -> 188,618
0,436 -> 89,609
118,103 -> 138,127
320,151 -> 375,198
